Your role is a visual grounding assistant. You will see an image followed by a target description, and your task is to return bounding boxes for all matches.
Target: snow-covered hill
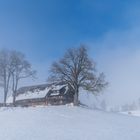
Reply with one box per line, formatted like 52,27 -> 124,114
0,106 -> 140,140
121,110 -> 140,117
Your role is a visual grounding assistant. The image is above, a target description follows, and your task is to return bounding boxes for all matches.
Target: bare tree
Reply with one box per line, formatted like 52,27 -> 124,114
0,49 -> 12,105
10,51 -> 36,105
48,45 -> 107,106
0,49 -> 36,105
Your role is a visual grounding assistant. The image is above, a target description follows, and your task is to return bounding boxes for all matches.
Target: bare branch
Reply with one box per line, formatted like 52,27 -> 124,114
48,45 -> 108,105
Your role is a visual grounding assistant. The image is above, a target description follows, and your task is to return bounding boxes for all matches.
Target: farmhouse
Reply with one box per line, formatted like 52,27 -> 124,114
7,83 -> 74,106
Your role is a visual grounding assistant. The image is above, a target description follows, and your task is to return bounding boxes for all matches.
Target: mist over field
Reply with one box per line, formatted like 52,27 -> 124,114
93,30 -> 140,107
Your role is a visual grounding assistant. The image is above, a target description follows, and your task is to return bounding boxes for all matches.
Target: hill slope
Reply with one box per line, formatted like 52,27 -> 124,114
0,106 -> 140,140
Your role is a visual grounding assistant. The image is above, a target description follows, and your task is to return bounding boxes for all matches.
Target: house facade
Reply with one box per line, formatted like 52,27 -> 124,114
7,83 -> 74,107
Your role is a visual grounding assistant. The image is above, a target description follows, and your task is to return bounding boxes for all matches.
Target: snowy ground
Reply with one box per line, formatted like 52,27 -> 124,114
0,106 -> 140,140
121,110 -> 140,117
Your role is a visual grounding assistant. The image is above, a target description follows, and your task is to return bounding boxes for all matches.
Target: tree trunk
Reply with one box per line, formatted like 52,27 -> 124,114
3,71 -> 10,106
74,87 -> 79,106
4,90 -> 7,106
12,76 -> 18,106
4,78 -> 7,106
13,93 -> 16,106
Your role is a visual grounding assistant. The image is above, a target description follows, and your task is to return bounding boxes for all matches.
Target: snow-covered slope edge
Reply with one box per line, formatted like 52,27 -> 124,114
121,110 -> 140,117
0,106 -> 140,140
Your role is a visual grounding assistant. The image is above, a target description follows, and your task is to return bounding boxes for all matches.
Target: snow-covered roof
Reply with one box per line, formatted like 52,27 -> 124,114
7,84 -> 68,103
17,84 -> 50,95
17,87 -> 51,101
6,87 -> 50,104
52,84 -> 67,90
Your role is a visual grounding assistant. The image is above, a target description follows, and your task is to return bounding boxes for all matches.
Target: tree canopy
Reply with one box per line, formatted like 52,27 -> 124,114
48,45 -> 107,105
